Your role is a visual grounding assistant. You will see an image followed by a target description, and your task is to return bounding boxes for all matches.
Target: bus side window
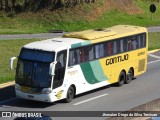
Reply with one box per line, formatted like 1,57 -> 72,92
120,39 -> 124,53
57,50 -> 67,67
123,39 -> 128,52
81,47 -> 85,62
88,46 -> 94,60
132,36 -> 138,50
138,36 -> 141,48
141,34 -> 146,48
75,49 -> 81,64
69,48 -> 81,66
95,44 -> 100,59
94,44 -> 104,59
127,39 -> 132,51
69,50 -> 75,66
107,42 -> 113,56
113,41 -> 117,55
99,44 -> 104,58
53,50 -> 67,89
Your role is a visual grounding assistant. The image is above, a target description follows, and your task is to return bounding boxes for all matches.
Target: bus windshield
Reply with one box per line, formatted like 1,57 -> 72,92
16,49 -> 55,88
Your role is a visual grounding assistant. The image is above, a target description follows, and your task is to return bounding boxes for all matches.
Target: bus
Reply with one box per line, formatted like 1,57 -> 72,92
10,25 -> 148,103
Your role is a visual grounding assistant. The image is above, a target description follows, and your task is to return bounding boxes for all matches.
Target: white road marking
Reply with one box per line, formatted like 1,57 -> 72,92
148,54 -> 160,59
0,98 -> 17,105
73,93 -> 108,106
148,59 -> 160,64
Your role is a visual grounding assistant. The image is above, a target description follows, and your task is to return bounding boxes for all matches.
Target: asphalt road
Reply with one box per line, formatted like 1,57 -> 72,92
0,53 -> 160,120
0,26 -> 160,40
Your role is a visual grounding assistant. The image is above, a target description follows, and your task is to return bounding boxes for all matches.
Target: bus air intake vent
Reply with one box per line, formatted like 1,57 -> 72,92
138,59 -> 145,72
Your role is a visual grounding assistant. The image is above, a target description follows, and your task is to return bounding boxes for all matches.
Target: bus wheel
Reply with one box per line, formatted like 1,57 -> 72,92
125,69 -> 134,84
117,71 -> 126,86
65,86 -> 75,103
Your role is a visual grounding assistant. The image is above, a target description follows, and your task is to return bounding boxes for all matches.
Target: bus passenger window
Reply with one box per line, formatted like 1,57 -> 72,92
75,49 -> 81,64
81,48 -> 85,62
95,44 -> 100,59
113,41 -> 117,55
107,42 -> 113,56
138,36 -> 141,48
99,44 -> 104,57
88,46 -> 94,60
69,50 -> 75,66
57,50 -> 67,67
141,34 -> 146,47
132,36 -> 138,50
120,39 -> 124,53
69,49 -> 81,66
132,40 -> 137,50
127,39 -> 132,51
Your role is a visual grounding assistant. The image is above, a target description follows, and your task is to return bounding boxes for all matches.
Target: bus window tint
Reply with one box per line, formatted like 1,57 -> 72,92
141,34 -> 146,47
69,49 -> 81,66
132,36 -> 138,50
69,50 -> 75,66
84,47 -> 89,62
81,48 -> 85,62
107,42 -> 113,56
95,44 -> 105,59
127,39 -> 132,51
57,50 -> 67,67
75,49 -> 81,64
95,44 -> 100,59
99,44 -> 104,57
138,36 -> 141,48
113,41 -> 117,55
88,46 -> 94,61
120,39 -> 124,53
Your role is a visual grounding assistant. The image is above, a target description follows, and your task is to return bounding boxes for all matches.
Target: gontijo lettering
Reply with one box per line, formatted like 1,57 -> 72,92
106,54 -> 129,65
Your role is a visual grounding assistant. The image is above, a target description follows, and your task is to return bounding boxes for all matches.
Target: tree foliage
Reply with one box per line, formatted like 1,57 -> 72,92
0,0 -> 96,12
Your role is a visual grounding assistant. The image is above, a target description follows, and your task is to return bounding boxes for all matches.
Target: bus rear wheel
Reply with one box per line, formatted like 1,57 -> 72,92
65,86 -> 75,103
117,71 -> 126,86
125,68 -> 134,84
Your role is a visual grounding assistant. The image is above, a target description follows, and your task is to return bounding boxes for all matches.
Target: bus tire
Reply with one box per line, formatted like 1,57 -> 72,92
65,86 -> 75,103
125,68 -> 134,84
117,71 -> 126,86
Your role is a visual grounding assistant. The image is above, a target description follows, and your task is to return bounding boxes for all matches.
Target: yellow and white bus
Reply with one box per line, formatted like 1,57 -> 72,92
10,25 -> 148,103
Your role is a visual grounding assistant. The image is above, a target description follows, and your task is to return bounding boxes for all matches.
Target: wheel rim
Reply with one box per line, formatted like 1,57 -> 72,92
128,69 -> 133,80
120,74 -> 125,84
67,88 -> 74,100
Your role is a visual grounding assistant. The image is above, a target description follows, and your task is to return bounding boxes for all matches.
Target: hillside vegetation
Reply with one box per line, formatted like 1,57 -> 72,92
0,0 -> 160,34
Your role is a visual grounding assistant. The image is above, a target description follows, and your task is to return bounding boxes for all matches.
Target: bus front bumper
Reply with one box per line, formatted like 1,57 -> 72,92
15,89 -> 58,103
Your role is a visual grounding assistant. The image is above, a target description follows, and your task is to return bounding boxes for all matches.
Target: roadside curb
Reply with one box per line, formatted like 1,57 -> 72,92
148,49 -> 160,54
0,49 -> 160,89
0,81 -> 15,89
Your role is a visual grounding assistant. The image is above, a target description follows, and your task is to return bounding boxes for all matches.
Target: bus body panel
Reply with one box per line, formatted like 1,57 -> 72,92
12,25 -> 148,102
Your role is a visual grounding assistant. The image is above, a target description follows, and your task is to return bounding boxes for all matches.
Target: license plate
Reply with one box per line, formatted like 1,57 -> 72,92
20,86 -> 31,92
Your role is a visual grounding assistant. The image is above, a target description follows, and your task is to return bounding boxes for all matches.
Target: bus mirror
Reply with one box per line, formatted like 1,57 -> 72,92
49,61 -> 57,76
10,57 -> 17,70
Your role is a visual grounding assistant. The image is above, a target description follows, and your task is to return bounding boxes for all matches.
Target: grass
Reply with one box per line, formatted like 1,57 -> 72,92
148,32 -> 160,50
0,39 -> 40,84
0,0 -> 160,34
0,32 -> 160,84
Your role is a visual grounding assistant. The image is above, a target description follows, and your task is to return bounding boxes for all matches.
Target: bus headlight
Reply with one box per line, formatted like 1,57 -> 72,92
41,89 -> 52,94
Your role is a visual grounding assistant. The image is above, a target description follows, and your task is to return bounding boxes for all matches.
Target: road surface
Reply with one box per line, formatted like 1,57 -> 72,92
0,26 -> 160,40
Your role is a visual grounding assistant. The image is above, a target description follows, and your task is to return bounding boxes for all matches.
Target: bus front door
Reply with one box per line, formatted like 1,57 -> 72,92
53,50 -> 67,89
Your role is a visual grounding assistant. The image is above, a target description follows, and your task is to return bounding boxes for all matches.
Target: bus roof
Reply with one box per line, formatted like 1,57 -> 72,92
63,25 -> 147,40
23,38 -> 85,52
